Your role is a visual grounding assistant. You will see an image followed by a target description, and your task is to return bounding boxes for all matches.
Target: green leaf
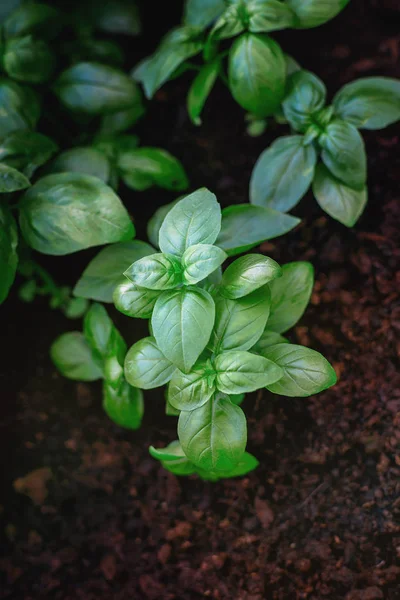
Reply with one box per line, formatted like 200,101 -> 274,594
217,451 -> 259,478
168,363 -> 215,410
261,343 -> 337,396
19,173 -> 134,255
286,0 -> 350,28
83,302 -> 126,365
65,38 -> 125,67
3,35 -> 55,84
184,0 -> 225,29
0,78 -> 41,138
210,4 -> 244,40
319,120 -> 367,189
113,281 -> 160,318
209,286 -> 271,353
94,0 -> 141,36
124,252 -> 182,290
215,350 -> 283,394
149,440 -> 188,462
132,27 -> 204,99
0,131 -> 57,178
50,332 -> 103,381
178,394 -> 247,471
217,204 -> 300,256
313,163 -> 368,227
49,148 -> 111,183
146,200 -> 177,249
3,3 -> 60,39
152,286 -> 215,372
250,135 -> 317,212
220,254 -> 281,299
74,240 -> 154,303
54,62 -> 143,115
117,147 -> 189,192
103,381 -> 144,430
0,163 -> 30,192
247,0 -> 296,32
267,262 -> 314,333
282,70 -> 327,132
159,188 -> 221,257
0,205 -> 18,303
251,329 -> 289,353
104,355 -> 124,389
187,58 -> 221,125
124,336 -> 176,389
228,33 -> 286,117
99,104 -> 145,135
182,244 -> 226,285
63,296 -> 89,319
333,77 -> 400,130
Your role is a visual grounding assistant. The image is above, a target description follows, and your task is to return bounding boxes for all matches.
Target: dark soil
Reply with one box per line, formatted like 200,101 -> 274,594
1,1 -> 400,598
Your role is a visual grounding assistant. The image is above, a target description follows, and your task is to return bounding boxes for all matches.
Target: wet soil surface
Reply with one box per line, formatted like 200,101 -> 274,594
1,1 -> 400,598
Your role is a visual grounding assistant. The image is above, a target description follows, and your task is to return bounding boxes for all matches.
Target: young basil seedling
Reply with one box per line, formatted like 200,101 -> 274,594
250,70 -> 400,226
113,189 -> 337,480
51,302 -> 144,430
133,0 -> 351,124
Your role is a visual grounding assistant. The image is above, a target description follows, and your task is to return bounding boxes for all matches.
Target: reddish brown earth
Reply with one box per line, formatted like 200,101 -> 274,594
1,1 -> 400,598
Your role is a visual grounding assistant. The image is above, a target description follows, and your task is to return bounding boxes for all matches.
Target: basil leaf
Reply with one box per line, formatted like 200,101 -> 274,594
219,451 -> 259,477
0,78 -> 41,138
182,244 -> 227,285
178,394 -> 247,471
247,0 -> 296,33
74,240 -> 154,302
209,286 -> 271,353
159,188 -> 221,257
286,0 -> 350,28
333,77 -> 400,130
50,332 -> 103,381
54,62 -> 143,115
83,302 -> 126,365
215,350 -> 283,393
0,131 -> 57,178
267,262 -> 314,333
99,104 -> 145,135
184,0 -> 226,29
113,281 -> 160,318
103,381 -> 144,430
124,336 -> 176,389
149,440 -> 188,462
313,163 -> 367,227
132,27 -> 204,99
168,364 -> 215,410
94,0 -> 141,36
152,287 -> 215,372
228,33 -> 286,117
65,38 -> 124,67
63,296 -> 88,319
210,5 -> 244,40
0,205 -> 18,303
250,135 -> 317,212
217,204 -> 300,256
19,173 -> 134,255
147,200 -> 177,249
187,58 -> 221,125
251,329 -> 289,353
199,265 -> 223,292
221,254 -> 281,299
319,120 -> 367,189
0,163 -> 30,192
117,147 -> 189,192
261,343 -> 337,396
124,253 -> 182,290
49,147 -> 111,183
3,35 -> 55,84
3,3 -> 60,39
282,70 -> 327,132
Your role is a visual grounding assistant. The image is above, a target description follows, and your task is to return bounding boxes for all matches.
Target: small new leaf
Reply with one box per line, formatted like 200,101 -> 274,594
124,253 -> 182,290
182,244 -> 227,285
215,351 -> 283,394
220,254 -> 281,299
124,337 -> 176,389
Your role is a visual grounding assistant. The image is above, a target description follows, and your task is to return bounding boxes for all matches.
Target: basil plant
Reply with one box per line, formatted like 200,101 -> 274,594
51,303 -> 144,430
250,70 -> 400,227
112,189 -> 336,480
133,0 -> 350,125
0,1 -> 188,308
